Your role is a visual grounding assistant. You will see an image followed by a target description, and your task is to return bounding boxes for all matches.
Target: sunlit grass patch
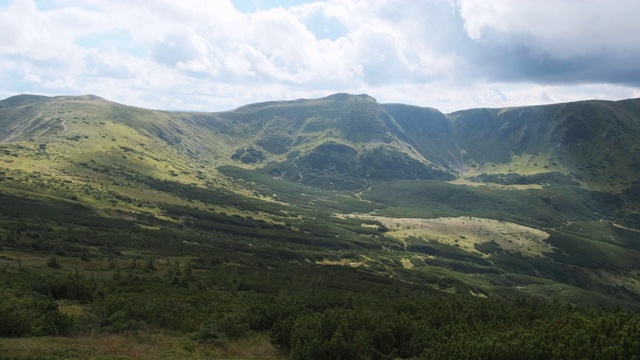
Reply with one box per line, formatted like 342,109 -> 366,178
343,215 -> 552,257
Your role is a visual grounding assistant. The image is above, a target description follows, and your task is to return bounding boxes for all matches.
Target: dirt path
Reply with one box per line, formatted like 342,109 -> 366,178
53,105 -> 68,134
60,118 -> 68,133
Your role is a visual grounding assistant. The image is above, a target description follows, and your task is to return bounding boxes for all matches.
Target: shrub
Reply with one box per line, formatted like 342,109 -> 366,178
47,255 -> 61,269
0,289 -> 73,337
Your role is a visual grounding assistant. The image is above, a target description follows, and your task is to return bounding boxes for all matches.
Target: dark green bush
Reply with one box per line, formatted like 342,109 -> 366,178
0,289 -> 73,337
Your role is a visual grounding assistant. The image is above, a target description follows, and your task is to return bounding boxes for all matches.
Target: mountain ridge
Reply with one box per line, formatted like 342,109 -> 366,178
2,93 -> 640,190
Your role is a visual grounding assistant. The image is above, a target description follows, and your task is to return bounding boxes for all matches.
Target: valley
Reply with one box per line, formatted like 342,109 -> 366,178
1,93 -> 640,359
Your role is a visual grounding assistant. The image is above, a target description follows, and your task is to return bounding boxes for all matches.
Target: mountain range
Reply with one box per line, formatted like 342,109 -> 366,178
1,92 -> 640,308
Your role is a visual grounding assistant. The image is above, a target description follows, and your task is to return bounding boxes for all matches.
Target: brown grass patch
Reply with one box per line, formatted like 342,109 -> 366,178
0,332 -> 284,360
317,258 -> 364,267
342,215 -> 553,257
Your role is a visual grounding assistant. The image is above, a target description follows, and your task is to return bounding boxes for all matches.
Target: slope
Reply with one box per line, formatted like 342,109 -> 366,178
1,93 -> 640,310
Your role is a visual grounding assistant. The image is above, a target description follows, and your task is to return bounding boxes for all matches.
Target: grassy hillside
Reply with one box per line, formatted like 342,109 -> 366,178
1,93 -> 640,358
451,99 -> 640,191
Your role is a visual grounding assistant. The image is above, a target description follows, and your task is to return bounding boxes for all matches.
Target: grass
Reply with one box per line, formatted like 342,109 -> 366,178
350,215 -> 552,257
545,229 -> 640,268
363,180 -> 560,228
460,154 -> 569,177
0,332 -> 283,360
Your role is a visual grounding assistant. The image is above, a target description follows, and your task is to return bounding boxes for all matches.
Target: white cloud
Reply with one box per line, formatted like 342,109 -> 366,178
23,73 -> 41,83
457,0 -> 640,58
0,0 -> 638,113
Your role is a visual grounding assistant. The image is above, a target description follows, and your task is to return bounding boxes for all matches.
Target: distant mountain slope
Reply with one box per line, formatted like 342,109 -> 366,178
450,99 -> 640,189
0,94 -> 64,141
217,94 -> 457,189
2,93 -> 640,192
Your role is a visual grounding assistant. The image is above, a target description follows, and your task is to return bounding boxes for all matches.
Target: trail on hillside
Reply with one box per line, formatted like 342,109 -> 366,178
60,118 -> 68,133
53,105 -> 68,134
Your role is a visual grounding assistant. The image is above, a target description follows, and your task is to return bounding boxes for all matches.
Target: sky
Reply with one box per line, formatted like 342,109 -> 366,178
1,0 -> 639,113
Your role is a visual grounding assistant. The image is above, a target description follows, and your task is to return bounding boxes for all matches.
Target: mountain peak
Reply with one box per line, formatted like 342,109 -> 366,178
54,94 -> 107,102
324,93 -> 377,102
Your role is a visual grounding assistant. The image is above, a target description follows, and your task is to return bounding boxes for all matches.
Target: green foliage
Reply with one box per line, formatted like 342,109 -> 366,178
79,250 -> 90,262
231,147 -> 266,164
256,131 -> 293,154
359,146 -> 454,181
406,239 -> 491,266
32,275 -> 94,303
47,255 -> 61,269
193,321 -> 228,346
0,194 -> 133,230
218,165 -> 376,212
144,177 -> 289,214
0,288 -> 73,337
272,295 -> 640,360
143,257 -> 155,272
471,172 -> 579,186
264,142 -> 454,190
365,180 -> 557,227
198,313 -> 250,342
545,230 -> 640,269
364,181 -> 625,229
475,240 -> 503,254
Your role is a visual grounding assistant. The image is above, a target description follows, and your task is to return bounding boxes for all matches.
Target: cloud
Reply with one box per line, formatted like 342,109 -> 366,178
457,0 -> 640,86
458,0 -> 640,56
0,0 -> 638,112
22,73 -> 40,83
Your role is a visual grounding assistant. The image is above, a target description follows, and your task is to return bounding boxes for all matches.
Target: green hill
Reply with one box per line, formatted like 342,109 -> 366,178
1,93 -> 640,358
